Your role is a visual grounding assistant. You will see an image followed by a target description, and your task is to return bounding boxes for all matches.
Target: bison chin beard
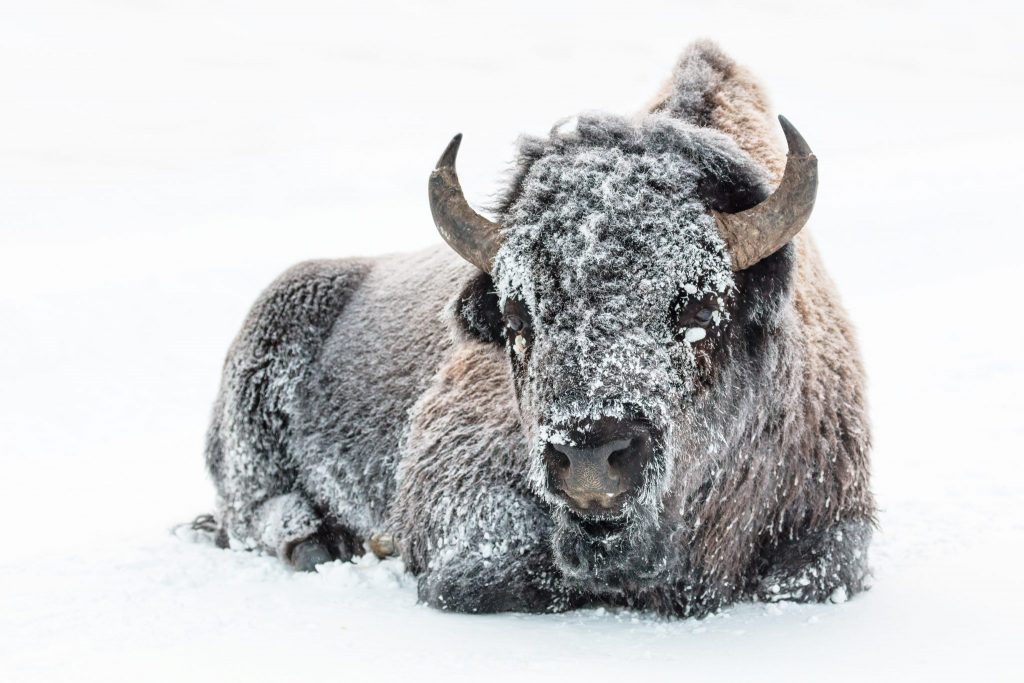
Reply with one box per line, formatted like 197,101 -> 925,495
549,500 -> 675,592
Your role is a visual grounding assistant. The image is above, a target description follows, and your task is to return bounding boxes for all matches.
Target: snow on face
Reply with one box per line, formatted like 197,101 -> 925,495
492,113 -> 742,508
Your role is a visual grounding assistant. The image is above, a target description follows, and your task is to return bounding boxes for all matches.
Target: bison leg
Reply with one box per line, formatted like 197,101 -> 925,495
203,260 -> 369,569
228,491 -> 327,569
419,550 -> 579,614
754,517 -> 873,604
214,491 -> 364,571
401,487 -> 580,614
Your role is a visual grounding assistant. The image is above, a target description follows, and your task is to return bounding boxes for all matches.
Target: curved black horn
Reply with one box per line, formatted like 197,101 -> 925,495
712,115 -> 818,271
428,134 -> 503,273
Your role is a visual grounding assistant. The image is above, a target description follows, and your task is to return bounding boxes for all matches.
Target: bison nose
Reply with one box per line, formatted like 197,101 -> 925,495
544,422 -> 653,514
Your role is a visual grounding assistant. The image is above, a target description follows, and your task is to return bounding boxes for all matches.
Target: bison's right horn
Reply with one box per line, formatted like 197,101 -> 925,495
712,115 -> 818,271
428,134 -> 503,273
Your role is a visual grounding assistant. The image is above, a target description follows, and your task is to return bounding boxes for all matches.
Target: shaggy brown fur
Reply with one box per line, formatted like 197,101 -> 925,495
647,39 -> 785,180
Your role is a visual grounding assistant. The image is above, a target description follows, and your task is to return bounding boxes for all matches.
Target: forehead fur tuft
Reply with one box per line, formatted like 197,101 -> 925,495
494,113 -> 766,220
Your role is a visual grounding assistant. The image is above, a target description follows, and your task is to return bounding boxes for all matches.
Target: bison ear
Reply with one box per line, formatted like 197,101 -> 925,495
695,144 -> 772,214
451,272 -> 504,345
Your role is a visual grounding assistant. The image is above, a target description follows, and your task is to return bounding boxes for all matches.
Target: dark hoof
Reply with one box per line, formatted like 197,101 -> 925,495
289,538 -> 333,572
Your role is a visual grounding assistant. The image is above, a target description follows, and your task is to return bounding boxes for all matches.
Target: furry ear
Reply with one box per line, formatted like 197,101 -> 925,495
646,40 -> 785,182
450,272 -> 505,345
694,142 -> 773,214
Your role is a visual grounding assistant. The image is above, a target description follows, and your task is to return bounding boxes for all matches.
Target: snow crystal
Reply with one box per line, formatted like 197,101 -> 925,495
684,327 -> 707,343
513,334 -> 528,357
553,115 -> 581,139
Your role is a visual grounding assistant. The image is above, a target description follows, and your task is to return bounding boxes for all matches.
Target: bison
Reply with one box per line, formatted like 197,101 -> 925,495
203,40 -> 874,616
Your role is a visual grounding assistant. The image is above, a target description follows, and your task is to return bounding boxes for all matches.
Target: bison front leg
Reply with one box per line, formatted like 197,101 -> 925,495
255,494 -> 367,571
754,517 -> 873,604
218,491 -> 333,571
419,547 -> 578,614
401,487 -> 580,614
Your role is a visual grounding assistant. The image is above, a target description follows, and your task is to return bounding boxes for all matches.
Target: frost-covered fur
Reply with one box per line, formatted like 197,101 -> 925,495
204,41 -> 874,616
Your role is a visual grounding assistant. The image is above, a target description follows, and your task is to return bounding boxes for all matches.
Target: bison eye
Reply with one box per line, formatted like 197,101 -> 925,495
672,292 -> 719,334
503,299 -> 532,336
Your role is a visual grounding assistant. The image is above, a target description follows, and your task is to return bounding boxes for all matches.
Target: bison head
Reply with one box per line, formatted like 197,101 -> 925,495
430,111 -> 815,591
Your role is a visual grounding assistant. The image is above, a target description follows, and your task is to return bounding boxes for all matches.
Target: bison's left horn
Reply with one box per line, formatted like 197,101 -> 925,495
428,133 -> 503,273
713,115 -> 818,271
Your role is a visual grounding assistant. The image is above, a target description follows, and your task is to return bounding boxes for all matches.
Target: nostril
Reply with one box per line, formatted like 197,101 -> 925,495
549,446 -> 571,472
606,440 -> 634,472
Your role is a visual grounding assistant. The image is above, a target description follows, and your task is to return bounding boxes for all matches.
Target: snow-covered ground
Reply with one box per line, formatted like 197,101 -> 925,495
2,1 -> 1022,680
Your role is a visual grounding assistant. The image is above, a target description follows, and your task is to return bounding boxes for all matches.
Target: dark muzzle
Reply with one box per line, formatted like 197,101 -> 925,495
543,416 -> 655,516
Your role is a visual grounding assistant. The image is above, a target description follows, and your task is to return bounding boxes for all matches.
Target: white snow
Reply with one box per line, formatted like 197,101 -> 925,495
554,116 -> 581,139
514,333 -> 529,357
684,327 -> 707,343
2,0 -> 1023,681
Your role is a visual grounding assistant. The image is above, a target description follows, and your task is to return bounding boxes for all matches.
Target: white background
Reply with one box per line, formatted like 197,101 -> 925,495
1,1 -> 1021,680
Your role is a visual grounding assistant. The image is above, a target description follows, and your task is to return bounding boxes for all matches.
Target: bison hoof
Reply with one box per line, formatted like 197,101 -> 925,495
288,538 -> 333,572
